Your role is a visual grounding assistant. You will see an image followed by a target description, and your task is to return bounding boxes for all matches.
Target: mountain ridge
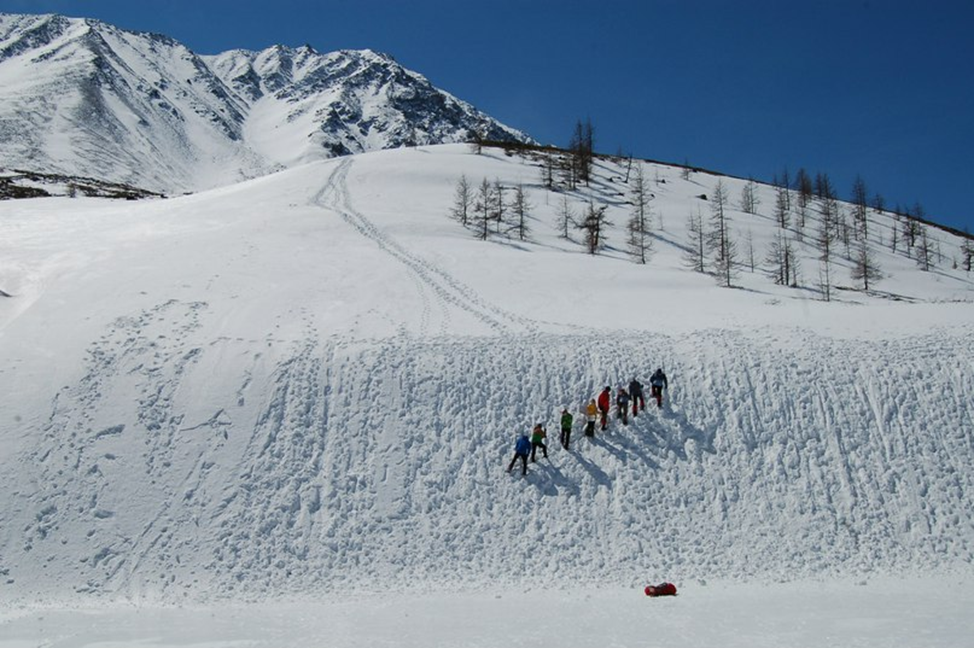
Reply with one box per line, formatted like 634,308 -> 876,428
0,12 -> 531,195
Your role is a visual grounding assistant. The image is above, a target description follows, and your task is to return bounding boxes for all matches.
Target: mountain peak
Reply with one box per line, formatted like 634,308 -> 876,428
0,12 -> 532,194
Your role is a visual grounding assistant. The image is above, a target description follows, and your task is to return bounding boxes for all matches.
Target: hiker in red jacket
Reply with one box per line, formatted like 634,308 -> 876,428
597,386 -> 611,430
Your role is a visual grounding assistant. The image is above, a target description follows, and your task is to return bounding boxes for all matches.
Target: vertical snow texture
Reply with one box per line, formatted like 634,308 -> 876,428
4,320 -> 972,600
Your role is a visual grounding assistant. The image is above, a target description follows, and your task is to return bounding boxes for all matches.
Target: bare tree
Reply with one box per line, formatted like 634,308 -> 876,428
627,165 -> 654,264
449,174 -> 472,226
890,214 -> 900,254
469,130 -> 484,155
578,200 -> 610,255
491,179 -> 506,234
774,183 -> 791,232
774,168 -> 792,212
915,224 -> 933,271
560,150 -> 577,191
622,151 -> 634,183
817,199 -> 836,301
739,178 -> 760,215
960,231 -> 974,272
795,169 -> 814,231
707,179 -> 737,288
684,209 -> 707,273
555,195 -> 576,240
850,239 -> 883,290
851,175 -> 869,240
902,214 -> 922,255
836,205 -> 853,261
569,118 -> 595,186
708,179 -> 738,287
510,184 -> 531,241
871,193 -> 886,215
541,153 -> 557,190
815,176 -> 849,262
766,230 -> 800,287
471,177 -> 494,240
814,172 -> 833,201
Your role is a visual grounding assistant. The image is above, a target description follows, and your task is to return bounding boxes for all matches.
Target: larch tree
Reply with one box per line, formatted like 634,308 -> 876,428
774,183 -> 791,232
510,183 -> 531,241
491,179 -> 506,234
739,178 -> 760,215
684,209 -> 707,273
471,177 -> 494,241
851,238 -> 883,290
627,165 -> 654,264
541,153 -> 557,190
960,231 -> 974,272
450,174 -> 472,227
817,193 -> 838,301
795,168 -> 813,221
851,175 -> 869,241
902,213 -> 922,255
569,118 -> 595,186
578,200 -> 610,255
708,179 -> 738,287
555,195 -> 576,240
915,224 -> 934,271
775,168 -> 792,212
766,230 -> 800,287
872,193 -> 886,215
744,229 -> 756,273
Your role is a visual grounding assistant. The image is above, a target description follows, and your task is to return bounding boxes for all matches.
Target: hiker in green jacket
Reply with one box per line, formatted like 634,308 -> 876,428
560,407 -> 573,450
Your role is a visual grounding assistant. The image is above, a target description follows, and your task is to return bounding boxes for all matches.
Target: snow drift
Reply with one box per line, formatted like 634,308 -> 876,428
0,145 -> 972,605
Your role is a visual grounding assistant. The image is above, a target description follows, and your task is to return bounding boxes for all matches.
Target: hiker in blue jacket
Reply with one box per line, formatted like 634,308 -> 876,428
507,433 -> 532,475
628,378 -> 645,416
650,368 -> 668,409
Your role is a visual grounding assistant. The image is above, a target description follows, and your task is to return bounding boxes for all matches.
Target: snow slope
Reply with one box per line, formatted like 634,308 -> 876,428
0,145 -> 972,608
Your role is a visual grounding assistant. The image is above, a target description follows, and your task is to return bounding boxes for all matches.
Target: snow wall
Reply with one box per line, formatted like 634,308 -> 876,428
2,316 -> 972,602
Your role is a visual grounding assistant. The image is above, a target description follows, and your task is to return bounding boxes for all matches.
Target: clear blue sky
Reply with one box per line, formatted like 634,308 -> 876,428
3,0 -> 972,234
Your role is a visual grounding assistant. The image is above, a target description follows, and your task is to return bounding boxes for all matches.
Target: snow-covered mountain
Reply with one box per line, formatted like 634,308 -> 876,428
0,13 -> 530,194
1,143 -> 972,609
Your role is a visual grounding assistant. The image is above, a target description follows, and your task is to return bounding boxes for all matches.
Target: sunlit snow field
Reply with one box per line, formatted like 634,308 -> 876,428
3,580 -> 973,647
2,145 -> 973,646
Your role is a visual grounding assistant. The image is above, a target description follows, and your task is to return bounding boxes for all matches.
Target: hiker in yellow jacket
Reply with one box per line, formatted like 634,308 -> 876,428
584,399 -> 598,437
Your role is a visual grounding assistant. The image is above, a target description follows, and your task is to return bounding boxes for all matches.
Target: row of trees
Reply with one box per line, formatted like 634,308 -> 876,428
450,175 -> 532,241
455,160 -> 657,262
452,122 -> 972,299
684,165 -> 971,299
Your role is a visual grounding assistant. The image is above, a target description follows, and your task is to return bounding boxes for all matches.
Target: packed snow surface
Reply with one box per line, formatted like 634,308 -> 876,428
1,144 -> 972,644
2,579 -> 973,648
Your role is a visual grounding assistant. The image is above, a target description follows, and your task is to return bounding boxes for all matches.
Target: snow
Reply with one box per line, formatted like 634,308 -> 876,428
1,144 -> 973,645
2,580 -> 973,647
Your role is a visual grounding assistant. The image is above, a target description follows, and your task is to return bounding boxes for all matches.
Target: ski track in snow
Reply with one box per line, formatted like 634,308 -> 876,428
312,158 -> 538,336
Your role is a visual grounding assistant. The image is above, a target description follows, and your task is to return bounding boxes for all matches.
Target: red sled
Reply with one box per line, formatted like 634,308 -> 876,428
644,582 -> 677,597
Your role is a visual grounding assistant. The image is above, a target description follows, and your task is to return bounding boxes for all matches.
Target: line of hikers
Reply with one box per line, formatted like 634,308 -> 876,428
507,368 -> 669,475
